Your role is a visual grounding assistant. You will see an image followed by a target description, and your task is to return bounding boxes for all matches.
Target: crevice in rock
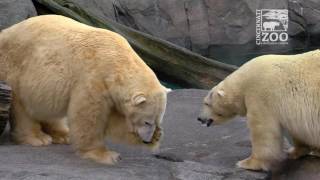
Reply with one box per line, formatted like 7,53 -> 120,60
184,0 -> 193,51
112,0 -> 140,31
288,0 -> 310,50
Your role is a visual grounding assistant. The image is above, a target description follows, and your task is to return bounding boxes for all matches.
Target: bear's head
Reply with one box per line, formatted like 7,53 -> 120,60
126,90 -> 167,142
197,84 -> 237,126
107,87 -> 170,150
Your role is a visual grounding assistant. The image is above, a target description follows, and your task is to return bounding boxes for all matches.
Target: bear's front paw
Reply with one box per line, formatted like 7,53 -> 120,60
52,134 -> 70,144
236,157 -> 269,171
81,148 -> 121,165
99,151 -> 121,165
18,132 -> 52,146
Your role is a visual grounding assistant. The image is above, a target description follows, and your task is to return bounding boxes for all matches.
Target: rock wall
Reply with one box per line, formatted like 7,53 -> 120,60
61,0 -> 320,66
1,0 -> 319,66
0,0 -> 37,30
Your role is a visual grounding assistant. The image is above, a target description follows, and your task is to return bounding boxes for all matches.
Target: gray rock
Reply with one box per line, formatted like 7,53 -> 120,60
0,0 -> 37,30
41,0 -> 320,66
0,89 -> 267,180
0,81 -> 11,136
1,89 -> 320,179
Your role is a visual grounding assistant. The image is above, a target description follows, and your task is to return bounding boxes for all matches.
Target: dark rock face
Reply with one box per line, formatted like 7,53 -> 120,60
54,0 -> 320,66
0,81 -> 11,136
0,0 -> 37,30
2,0 -> 320,66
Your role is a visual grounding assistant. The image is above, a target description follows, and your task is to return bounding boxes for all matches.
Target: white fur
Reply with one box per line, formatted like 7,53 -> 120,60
0,15 -> 167,164
200,50 -> 320,171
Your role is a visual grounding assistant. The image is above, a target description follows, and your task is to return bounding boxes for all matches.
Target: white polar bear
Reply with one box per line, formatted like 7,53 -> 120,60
198,50 -> 320,171
0,15 -> 169,164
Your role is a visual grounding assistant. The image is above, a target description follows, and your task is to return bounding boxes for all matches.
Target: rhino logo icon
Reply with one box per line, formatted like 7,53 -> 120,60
263,21 -> 280,31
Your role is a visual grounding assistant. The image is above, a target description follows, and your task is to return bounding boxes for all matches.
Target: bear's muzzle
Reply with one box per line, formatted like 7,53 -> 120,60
137,124 -> 156,143
197,117 -> 214,127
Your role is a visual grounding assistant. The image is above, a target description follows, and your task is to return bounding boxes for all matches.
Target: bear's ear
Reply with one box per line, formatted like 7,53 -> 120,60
217,90 -> 225,97
209,91 -> 213,98
132,93 -> 146,105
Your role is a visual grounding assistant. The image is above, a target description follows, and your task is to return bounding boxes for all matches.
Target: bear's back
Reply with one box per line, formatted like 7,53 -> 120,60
0,15 -> 154,81
241,50 -> 320,147
0,15 -> 163,121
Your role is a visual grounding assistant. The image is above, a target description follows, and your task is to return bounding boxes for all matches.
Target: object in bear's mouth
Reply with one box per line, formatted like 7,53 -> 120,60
154,152 -> 184,162
206,119 -> 213,127
198,117 -> 214,127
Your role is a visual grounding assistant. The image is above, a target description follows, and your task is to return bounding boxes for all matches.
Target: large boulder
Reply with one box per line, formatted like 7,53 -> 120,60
0,0 -> 37,30
39,0 -> 320,66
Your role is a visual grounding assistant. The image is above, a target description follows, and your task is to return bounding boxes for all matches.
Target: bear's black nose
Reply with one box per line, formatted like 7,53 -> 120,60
197,117 -> 206,124
143,140 -> 152,144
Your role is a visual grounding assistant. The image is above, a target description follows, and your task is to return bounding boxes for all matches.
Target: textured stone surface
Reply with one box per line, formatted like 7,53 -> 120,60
32,0 -> 238,89
47,0 -> 320,66
0,0 -> 37,30
0,81 -> 11,136
3,0 -> 319,66
1,90 -> 320,179
0,90 -> 267,180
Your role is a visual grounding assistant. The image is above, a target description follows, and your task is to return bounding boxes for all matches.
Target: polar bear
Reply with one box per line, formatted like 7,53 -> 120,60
198,50 -> 320,171
0,15 -> 169,164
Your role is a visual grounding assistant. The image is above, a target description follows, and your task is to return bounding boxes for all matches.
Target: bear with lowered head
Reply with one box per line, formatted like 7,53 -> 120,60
198,50 -> 320,171
0,15 -> 170,164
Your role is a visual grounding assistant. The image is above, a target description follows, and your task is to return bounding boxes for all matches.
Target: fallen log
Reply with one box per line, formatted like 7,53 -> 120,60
0,81 -> 11,136
34,0 -> 237,89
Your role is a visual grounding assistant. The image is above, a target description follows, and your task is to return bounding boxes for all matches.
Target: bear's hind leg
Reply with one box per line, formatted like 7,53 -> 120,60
42,118 -> 70,144
11,99 -> 52,146
237,110 -> 285,171
68,83 -> 120,164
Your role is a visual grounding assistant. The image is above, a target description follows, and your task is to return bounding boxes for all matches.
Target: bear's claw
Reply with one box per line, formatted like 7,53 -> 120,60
236,157 -> 270,171
81,148 -> 121,165
52,135 -> 70,144
19,133 -> 53,146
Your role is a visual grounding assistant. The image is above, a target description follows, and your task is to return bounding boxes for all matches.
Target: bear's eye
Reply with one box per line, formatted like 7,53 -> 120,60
204,102 -> 211,107
217,113 -> 223,117
144,122 -> 152,126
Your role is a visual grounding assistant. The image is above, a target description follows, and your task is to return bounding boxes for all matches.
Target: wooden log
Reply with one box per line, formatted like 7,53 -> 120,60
34,0 -> 237,89
0,81 -> 11,136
